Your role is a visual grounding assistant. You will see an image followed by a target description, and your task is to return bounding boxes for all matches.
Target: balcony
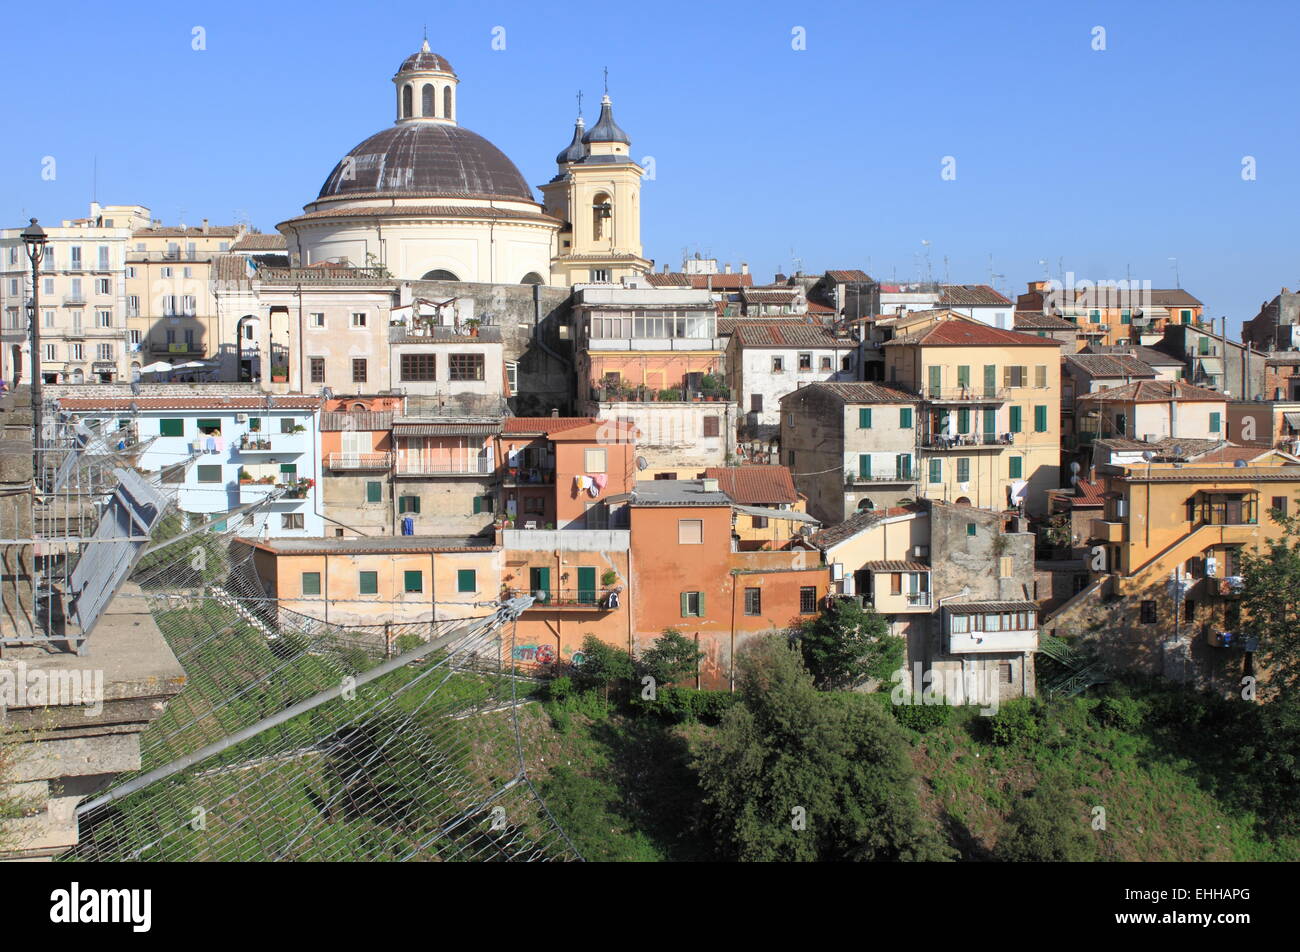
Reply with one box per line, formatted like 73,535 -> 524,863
238,432 -> 307,455
238,478 -> 312,504
945,603 -> 1039,654
512,588 -> 620,611
919,387 -> 1008,404
1213,576 -> 1244,598
62,295 -> 86,307
1077,324 -> 1110,336
1090,518 -> 1126,543
327,452 -> 393,471
501,465 -> 555,485
920,433 -> 1013,450
846,469 -> 915,485
395,456 -> 493,477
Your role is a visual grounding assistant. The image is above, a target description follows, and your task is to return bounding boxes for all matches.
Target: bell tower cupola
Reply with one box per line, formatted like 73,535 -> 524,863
394,38 -> 459,125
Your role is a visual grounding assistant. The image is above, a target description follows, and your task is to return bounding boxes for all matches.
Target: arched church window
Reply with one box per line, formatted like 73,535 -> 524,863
443,86 -> 452,119
592,192 -> 612,241
520,272 -> 544,285
402,84 -> 413,118
422,84 -> 435,117
422,269 -> 460,281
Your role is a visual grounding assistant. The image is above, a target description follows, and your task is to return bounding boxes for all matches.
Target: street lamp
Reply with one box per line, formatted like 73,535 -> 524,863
20,218 -> 48,447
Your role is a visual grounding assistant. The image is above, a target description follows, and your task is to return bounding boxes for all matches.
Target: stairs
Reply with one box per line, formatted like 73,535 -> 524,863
1038,634 -> 1111,698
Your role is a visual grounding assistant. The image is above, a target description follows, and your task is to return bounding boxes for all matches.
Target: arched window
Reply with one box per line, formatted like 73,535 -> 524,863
857,498 -> 875,512
592,192 -> 612,240
422,269 -> 460,281
443,86 -> 452,119
402,84 -> 413,118
520,272 -> 544,285
422,84 -> 435,117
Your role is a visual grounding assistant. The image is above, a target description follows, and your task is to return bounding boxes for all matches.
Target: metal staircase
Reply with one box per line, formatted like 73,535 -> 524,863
1038,634 -> 1110,697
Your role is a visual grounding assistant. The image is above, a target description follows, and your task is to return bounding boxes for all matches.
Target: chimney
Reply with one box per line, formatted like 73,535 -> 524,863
662,263 -> 669,274
550,408 -> 559,417
741,262 -> 749,275
701,477 -> 720,493
724,262 -> 732,274
202,218 -> 210,234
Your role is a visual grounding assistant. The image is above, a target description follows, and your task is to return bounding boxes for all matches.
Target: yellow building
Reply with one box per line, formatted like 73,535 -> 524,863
882,312 -> 1063,516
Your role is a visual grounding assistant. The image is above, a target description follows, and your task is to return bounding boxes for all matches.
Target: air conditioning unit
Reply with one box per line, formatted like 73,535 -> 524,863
1143,434 -> 1157,443
913,545 -> 930,559
236,413 -> 247,422
831,563 -> 845,581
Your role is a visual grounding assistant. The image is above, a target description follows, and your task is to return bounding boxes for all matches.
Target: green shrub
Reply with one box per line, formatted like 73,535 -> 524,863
994,786 -> 1098,862
543,675 -> 573,703
632,687 -> 737,724
989,698 -> 1041,747
893,700 -> 953,733
1093,695 -> 1146,732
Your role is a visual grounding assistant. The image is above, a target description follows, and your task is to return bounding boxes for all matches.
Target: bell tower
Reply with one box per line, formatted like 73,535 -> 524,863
394,38 -> 458,126
542,84 -> 649,286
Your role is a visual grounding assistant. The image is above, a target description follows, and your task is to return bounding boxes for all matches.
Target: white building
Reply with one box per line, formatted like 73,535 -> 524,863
727,322 -> 858,438
54,389 -> 325,539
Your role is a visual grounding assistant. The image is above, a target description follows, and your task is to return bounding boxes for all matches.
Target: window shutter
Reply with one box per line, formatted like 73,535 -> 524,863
859,407 -> 871,429
1009,406 -> 1022,432
699,591 -> 706,617
859,454 -> 871,479
1002,366 -> 1011,388
473,495 -> 482,514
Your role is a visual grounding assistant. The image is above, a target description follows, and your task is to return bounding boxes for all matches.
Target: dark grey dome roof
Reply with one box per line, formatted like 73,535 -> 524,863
399,47 -> 454,73
318,123 -> 534,201
556,118 -> 587,164
583,97 -> 630,146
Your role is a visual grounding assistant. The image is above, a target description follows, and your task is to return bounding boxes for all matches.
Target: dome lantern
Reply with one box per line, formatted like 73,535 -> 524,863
393,38 -> 459,125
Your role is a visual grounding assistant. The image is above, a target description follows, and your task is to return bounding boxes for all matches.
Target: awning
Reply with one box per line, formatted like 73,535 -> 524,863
392,423 -> 497,437
863,560 -> 929,572
1195,356 -> 1223,374
732,504 -> 820,524
945,600 -> 1038,614
1283,412 -> 1300,429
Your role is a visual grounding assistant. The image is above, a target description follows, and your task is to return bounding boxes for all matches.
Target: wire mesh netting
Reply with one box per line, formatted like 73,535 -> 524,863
61,516 -> 581,862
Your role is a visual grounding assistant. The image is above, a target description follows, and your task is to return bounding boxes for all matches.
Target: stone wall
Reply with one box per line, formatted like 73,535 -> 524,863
0,387 -> 34,641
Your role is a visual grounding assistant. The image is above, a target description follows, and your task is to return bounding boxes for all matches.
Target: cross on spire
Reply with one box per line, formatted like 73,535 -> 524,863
576,89 -> 583,118
603,66 -> 609,96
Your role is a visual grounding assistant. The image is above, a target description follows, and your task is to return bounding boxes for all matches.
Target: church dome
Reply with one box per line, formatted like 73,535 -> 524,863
317,123 -> 535,202
399,45 -> 454,73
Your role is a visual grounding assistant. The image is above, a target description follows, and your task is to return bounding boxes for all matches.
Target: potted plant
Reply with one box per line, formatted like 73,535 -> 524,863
238,467 -> 252,483
270,364 -> 288,383
464,318 -> 482,338
601,569 -> 618,587
289,423 -> 306,434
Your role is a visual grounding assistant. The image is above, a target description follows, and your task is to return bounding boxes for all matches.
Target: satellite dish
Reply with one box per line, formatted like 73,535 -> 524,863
635,456 -> 648,471
1142,450 -> 1155,462
1173,444 -> 1185,457
1070,461 -> 1081,474
1234,458 -> 1248,468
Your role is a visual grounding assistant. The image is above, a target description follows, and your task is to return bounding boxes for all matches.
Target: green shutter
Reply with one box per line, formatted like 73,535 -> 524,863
899,407 -> 913,429
680,592 -> 689,617
1009,406 -> 1022,432
983,365 -> 996,396
366,481 -> 382,503
982,408 -> 996,439
898,454 -> 912,480
858,407 -> 872,429
197,418 -> 220,430
279,463 -> 297,475
404,570 -> 422,593
530,567 -> 550,601
1121,310 -> 1131,325
699,591 -> 706,617
958,458 -> 970,482
957,408 -> 970,433
577,567 -> 597,604
1034,405 -> 1048,432
928,366 -> 941,396
957,365 -> 970,389
359,571 -> 378,595
859,454 -> 871,479
967,523 -> 977,537
1210,412 -> 1221,433
472,495 -> 482,514
301,572 -> 320,596
458,569 -> 477,593
1009,456 -> 1023,479
159,419 -> 184,437
928,458 -> 942,483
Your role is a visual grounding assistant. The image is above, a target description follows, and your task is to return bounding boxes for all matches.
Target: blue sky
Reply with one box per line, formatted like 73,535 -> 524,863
2,0 -> 1296,333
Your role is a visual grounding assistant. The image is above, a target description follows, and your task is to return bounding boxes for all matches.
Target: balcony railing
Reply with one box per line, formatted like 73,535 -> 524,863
327,452 -> 393,470
502,465 -> 555,485
395,456 -> 493,476
1214,576 -> 1244,597
511,588 -> 620,610
905,592 -> 932,607
921,433 -> 1014,449
847,469 -> 915,484
919,387 -> 1008,403
62,295 -> 86,306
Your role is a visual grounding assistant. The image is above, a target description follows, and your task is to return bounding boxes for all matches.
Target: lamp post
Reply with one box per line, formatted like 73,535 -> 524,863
20,218 -> 48,448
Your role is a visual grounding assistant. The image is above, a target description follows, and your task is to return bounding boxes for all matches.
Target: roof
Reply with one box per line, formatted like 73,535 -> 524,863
1094,436 -> 1224,459
784,382 -> 917,405
805,300 -> 835,314
946,600 -> 1039,614
283,203 -> 557,225
741,288 -> 801,304
131,225 -> 243,238
733,323 -> 840,347
1014,310 -> 1078,331
1190,445 -> 1284,465
862,560 -> 929,572
629,479 -> 731,506
646,272 -> 754,290
732,504 -> 819,524
809,504 -> 924,548
824,270 -> 873,283
582,96 -> 630,145
704,465 -> 799,505
1119,466 -> 1300,483
392,422 -> 496,437
1073,287 -> 1202,308
1072,478 -> 1106,507
884,319 -> 1061,348
501,416 -> 598,435
398,41 -> 455,74
320,411 -> 394,431
1085,344 -> 1186,367
1063,354 -> 1158,379
230,234 -> 286,252
256,536 -> 495,556
1076,380 -> 1226,404
939,284 -> 1012,307
58,395 -> 321,411
210,254 -> 252,283
316,123 -> 535,203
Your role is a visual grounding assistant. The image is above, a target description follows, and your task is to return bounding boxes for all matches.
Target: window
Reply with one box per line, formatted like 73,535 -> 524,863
771,356 -> 784,373
928,458 -> 942,483
458,569 -> 477,593
799,587 -> 817,613
966,522 -> 977,537
590,269 -> 610,282
1272,496 -> 1288,516
97,343 -> 114,360
999,662 -> 1013,684
1009,405 -> 1022,433
449,353 -> 485,381
858,407 -> 872,429
798,352 -> 812,371
957,365 -> 970,390
366,481 -> 382,503
751,393 -> 763,413
820,355 -> 832,371
404,570 -> 423,593
744,588 -> 762,615
858,454 -> 871,479
96,279 -> 110,295
898,453 -> 912,480
678,519 -> 703,544
1034,405 -> 1048,432
506,360 -> 518,393
352,358 -> 367,383
1140,600 -> 1157,624
398,495 -> 421,513
301,572 -> 321,595
281,513 -> 304,530
787,449 -> 795,466
1035,365 -> 1047,389
310,312 -> 325,328
899,407 -> 913,429
1210,412 -> 1221,433
280,417 -> 297,434
703,415 -> 720,437
523,495 -> 545,513
70,246 -> 82,269
43,343 -> 56,361
957,457 -> 970,482
1185,600 -> 1196,622
1003,366 -> 1027,388
584,448 -> 607,473
196,465 -> 222,483
359,571 -> 378,595
71,344 -> 84,361
1180,309 -> 1192,324
681,591 -> 703,617
1009,455 -> 1023,479
309,357 -> 325,383
351,312 -> 367,327
472,494 -> 495,515
1120,310 -> 1131,325
751,515 -> 768,529
999,556 -> 1013,578
196,418 -> 221,434
401,354 -> 437,381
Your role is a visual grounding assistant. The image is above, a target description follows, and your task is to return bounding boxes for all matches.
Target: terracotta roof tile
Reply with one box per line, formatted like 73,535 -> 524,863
1063,354 -> 1158,379
939,284 -> 1013,306
884,319 -> 1062,348
734,323 -> 840,347
824,269 -> 873,283
1076,380 -> 1226,403
230,234 -> 287,251
58,395 -> 322,410
502,416 -> 599,435
785,382 -> 917,405
704,465 -> 799,505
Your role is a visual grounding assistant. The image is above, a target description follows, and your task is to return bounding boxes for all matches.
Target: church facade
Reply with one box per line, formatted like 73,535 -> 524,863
276,40 -> 649,288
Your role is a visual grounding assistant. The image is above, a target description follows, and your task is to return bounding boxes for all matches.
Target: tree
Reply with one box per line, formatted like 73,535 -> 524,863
694,638 -> 950,862
791,597 -> 900,690
572,635 -> 634,700
1241,506 -> 1300,697
637,628 -> 703,688
994,786 -> 1098,862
